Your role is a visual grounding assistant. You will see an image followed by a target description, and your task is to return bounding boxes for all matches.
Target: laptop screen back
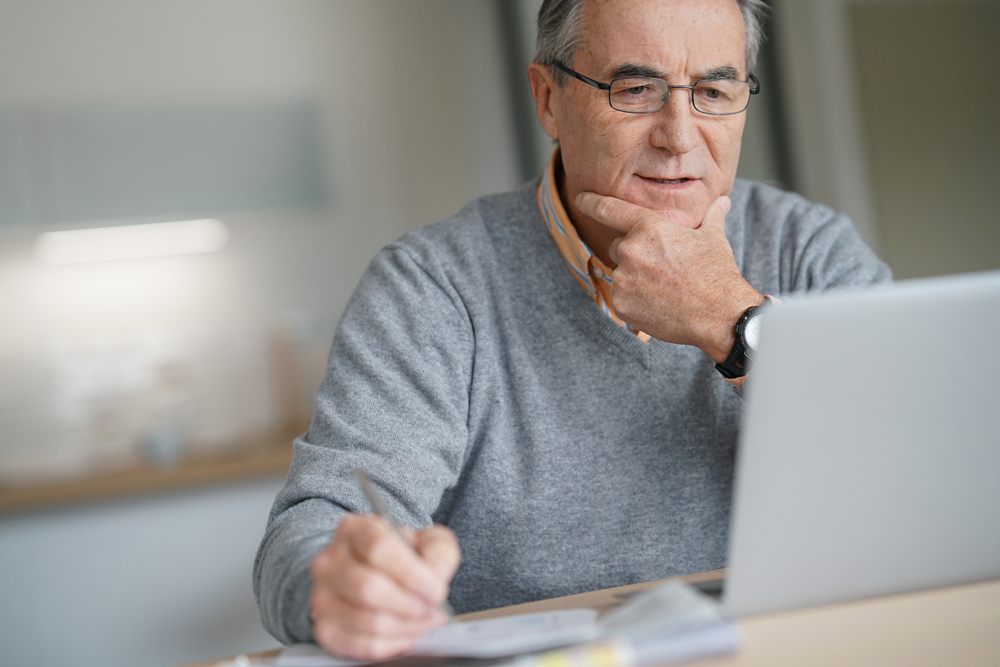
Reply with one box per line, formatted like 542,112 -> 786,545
723,271 -> 1000,617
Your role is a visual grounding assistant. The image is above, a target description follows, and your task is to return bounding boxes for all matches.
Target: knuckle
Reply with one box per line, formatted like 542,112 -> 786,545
364,611 -> 395,636
596,198 -> 616,220
313,623 -> 342,656
616,239 -> 634,262
364,533 -> 396,567
357,520 -> 388,555
353,571 -> 384,608
338,513 -> 363,537
310,586 -> 335,617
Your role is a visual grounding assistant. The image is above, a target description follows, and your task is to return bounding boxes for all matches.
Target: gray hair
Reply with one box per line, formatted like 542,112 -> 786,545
534,0 -> 770,85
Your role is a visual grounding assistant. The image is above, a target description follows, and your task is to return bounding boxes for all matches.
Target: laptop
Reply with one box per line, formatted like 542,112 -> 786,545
721,269 -> 1000,617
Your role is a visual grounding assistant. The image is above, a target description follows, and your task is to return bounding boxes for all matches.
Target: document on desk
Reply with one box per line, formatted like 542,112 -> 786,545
277,581 -> 738,667
277,609 -> 600,667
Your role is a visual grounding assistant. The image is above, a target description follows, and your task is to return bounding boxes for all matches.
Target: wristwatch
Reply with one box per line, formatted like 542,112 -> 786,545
715,304 -> 765,379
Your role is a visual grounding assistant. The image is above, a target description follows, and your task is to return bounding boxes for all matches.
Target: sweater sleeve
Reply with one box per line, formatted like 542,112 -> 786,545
253,240 -> 474,644
733,180 -> 892,297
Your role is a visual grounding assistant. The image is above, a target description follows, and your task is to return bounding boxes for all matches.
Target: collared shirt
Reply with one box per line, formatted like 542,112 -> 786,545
536,149 -> 651,342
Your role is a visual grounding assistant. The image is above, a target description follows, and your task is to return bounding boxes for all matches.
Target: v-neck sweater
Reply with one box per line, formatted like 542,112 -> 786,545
254,177 -> 891,644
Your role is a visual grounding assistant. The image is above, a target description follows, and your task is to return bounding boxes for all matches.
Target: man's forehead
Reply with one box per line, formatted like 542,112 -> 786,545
576,0 -> 746,77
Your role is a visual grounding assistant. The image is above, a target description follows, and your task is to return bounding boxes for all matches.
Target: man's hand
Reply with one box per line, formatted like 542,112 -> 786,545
575,192 -> 763,362
309,514 -> 461,661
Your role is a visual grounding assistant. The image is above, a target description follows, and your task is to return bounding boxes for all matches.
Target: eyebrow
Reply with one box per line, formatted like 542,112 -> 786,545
607,63 -> 742,81
609,63 -> 665,79
702,66 -> 741,80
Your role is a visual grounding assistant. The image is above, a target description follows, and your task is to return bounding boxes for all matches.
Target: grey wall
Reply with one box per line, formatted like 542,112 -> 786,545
770,0 -> 1000,278
851,1 -> 1000,279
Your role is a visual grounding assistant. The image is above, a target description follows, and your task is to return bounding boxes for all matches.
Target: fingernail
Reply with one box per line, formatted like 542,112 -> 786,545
575,193 -> 585,208
720,196 -> 731,213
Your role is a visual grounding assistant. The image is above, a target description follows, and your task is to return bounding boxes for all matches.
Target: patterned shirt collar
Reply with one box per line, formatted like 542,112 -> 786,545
536,148 -> 650,342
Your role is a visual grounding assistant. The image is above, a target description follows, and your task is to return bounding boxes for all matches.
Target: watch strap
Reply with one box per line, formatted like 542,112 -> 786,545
715,305 -> 759,379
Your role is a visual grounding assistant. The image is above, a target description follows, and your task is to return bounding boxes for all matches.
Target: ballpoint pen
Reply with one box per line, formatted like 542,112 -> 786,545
352,469 -> 458,622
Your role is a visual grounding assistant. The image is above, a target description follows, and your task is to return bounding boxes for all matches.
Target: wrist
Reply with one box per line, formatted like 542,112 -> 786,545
704,290 -> 765,363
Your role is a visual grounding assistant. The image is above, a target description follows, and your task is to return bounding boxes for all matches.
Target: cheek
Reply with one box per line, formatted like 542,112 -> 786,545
565,114 -> 636,184
705,122 -> 744,180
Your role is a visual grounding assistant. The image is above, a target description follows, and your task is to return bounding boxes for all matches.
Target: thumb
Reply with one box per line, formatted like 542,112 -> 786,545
700,195 -> 731,234
415,524 -> 462,584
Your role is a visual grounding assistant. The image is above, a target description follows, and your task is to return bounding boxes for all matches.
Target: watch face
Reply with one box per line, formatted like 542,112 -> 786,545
744,314 -> 762,355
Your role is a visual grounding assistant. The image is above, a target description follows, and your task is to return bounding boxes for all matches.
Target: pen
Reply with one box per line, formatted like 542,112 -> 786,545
352,469 -> 458,622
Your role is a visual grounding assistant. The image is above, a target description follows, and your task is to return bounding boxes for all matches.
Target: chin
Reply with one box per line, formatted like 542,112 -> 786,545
652,208 -> 704,230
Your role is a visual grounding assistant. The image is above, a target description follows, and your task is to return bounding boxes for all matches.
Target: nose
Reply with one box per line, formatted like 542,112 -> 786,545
649,87 -> 698,154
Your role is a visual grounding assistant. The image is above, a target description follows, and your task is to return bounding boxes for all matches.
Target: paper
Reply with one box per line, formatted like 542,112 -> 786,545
278,582 -> 739,667
276,609 -> 599,667
505,582 -> 738,667
597,580 -> 728,638
596,581 -> 739,666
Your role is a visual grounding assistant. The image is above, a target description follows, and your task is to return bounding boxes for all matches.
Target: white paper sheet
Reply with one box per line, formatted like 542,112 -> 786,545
276,609 -> 599,667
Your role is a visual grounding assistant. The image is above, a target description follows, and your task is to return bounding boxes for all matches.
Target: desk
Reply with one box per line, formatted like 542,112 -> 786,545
185,571 -> 1000,667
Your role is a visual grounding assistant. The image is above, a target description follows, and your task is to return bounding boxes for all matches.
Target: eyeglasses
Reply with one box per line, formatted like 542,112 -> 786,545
553,61 -> 759,116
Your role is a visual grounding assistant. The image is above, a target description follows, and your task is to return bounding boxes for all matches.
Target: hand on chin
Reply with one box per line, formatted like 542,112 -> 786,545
621,184 -> 711,230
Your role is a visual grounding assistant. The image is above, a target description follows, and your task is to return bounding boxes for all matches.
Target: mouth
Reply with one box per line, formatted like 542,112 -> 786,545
639,175 -> 695,185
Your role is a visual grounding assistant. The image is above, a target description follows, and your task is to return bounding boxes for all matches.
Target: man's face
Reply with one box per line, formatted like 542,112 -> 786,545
545,0 -> 748,231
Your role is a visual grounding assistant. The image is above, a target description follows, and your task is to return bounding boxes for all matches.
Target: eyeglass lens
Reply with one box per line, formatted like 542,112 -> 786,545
609,78 -> 751,115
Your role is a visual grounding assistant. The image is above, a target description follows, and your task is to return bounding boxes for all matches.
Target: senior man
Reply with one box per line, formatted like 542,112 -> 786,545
254,0 -> 890,659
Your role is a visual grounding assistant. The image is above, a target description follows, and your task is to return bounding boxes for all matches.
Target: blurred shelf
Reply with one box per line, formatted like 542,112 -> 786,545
0,430 -> 299,516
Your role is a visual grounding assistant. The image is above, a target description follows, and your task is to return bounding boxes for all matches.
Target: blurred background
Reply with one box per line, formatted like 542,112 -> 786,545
0,1 -> 996,666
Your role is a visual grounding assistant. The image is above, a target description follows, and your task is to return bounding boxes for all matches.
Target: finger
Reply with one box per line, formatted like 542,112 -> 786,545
575,192 -> 653,234
345,515 -> 447,604
339,560 -> 441,618
315,587 -> 446,639
608,237 -> 622,266
699,195 -> 731,233
313,619 -> 421,662
317,516 -> 441,618
398,525 -> 419,549
414,524 -> 462,585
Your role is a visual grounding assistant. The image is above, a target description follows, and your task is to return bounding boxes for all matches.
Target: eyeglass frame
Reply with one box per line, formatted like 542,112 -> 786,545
552,61 -> 759,116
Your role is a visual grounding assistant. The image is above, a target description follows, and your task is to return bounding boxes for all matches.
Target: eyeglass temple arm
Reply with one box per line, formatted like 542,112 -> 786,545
552,61 -> 611,91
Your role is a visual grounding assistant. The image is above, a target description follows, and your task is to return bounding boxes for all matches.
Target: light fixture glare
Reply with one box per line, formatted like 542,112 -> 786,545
35,218 -> 229,265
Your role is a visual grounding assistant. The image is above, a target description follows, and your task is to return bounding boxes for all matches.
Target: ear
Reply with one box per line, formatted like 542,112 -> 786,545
527,63 -> 560,141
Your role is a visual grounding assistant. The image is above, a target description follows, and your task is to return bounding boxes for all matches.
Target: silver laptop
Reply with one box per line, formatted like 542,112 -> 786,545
723,270 -> 1000,617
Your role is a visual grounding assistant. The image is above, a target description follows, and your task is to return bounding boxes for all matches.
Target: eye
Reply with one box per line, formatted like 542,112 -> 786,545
610,77 -> 668,112
615,81 -> 655,98
694,81 -> 738,106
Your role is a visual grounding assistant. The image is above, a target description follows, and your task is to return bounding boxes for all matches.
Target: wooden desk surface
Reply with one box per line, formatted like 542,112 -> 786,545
186,572 -> 1000,667
0,429 -> 297,515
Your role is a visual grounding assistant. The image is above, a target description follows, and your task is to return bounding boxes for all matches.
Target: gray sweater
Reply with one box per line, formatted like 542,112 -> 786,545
253,178 -> 891,644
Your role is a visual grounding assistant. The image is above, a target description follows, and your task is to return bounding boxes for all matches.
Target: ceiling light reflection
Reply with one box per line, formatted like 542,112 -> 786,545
34,218 -> 229,265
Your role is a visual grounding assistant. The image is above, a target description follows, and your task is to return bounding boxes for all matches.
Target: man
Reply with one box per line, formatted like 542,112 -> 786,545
254,0 -> 890,660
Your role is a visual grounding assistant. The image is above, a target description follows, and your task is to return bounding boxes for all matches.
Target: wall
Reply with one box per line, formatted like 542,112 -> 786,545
851,1 -> 1000,279
770,0 -> 1000,278
0,0 -> 519,482
0,478 -> 286,667
0,2 -> 518,666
